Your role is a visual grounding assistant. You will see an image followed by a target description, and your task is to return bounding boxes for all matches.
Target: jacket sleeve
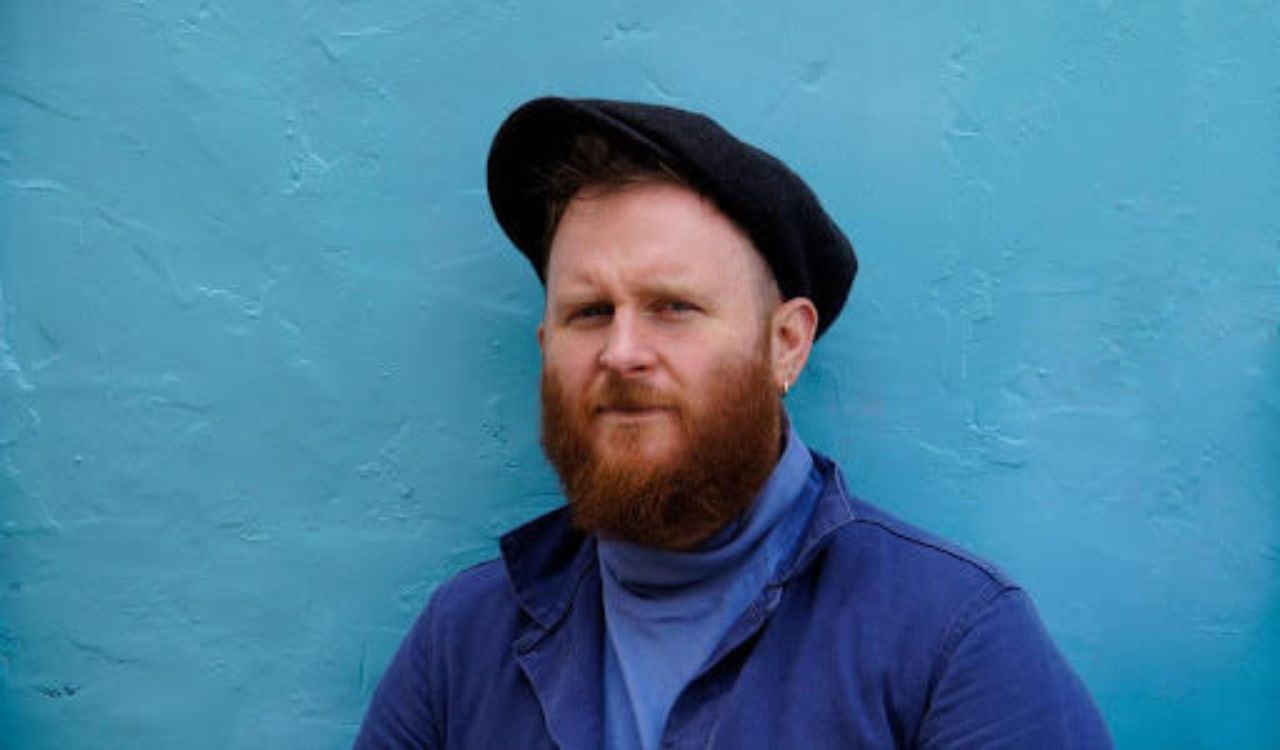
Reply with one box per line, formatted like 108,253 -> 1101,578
915,587 -> 1112,750
353,589 -> 448,750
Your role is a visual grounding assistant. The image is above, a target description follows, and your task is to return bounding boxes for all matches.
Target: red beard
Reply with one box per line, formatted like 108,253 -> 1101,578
540,344 -> 782,551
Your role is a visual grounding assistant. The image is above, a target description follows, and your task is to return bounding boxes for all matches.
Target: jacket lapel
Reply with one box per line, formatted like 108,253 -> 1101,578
502,509 -> 604,749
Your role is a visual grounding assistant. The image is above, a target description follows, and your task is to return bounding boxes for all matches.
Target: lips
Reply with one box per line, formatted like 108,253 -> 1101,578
592,397 -> 678,422
596,404 -> 672,416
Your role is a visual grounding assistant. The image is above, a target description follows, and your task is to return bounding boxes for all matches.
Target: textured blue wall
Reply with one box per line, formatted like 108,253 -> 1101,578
2,2 -> 1277,748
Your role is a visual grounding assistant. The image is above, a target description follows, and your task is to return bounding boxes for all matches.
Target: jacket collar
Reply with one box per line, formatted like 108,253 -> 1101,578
770,450 -> 859,585
499,507 -> 598,631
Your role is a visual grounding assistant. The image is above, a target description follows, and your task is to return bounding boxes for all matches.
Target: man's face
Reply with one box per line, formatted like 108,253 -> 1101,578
538,180 -> 786,550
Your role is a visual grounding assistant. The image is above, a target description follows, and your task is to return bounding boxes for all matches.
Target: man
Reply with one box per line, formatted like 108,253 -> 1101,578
355,97 -> 1111,749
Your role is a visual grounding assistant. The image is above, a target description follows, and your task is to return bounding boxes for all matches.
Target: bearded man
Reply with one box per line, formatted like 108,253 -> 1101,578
354,98 -> 1111,749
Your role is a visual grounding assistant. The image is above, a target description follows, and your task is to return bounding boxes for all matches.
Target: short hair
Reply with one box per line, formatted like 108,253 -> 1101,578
539,131 -> 690,257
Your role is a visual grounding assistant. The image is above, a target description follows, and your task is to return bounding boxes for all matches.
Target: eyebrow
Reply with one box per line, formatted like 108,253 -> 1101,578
551,278 -> 708,305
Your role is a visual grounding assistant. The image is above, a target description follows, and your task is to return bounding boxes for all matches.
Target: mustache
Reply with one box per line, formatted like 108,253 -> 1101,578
589,379 -> 678,412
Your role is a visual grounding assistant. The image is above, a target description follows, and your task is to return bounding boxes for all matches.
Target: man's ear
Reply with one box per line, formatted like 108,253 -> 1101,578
770,297 -> 818,394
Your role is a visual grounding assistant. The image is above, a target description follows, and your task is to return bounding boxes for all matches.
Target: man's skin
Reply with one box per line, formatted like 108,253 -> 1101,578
538,180 -> 817,551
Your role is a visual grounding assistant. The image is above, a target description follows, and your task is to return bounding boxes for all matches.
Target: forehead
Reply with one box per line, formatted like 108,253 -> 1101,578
545,181 -> 775,298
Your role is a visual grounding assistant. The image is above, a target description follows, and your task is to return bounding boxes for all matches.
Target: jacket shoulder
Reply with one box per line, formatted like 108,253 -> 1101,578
842,496 -> 1015,589
430,557 -> 511,616
797,482 -> 1023,660
353,556 -> 540,749
802,452 -> 1014,597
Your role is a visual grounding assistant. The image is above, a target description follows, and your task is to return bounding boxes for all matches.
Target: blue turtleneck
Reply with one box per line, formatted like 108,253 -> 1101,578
597,422 -> 824,750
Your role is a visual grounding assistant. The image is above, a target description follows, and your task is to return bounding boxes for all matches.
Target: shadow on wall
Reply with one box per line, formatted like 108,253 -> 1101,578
1258,312 -> 1280,648
1247,318 -> 1280,742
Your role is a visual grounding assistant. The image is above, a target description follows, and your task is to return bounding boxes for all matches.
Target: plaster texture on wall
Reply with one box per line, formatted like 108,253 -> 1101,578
2,1 -> 1278,748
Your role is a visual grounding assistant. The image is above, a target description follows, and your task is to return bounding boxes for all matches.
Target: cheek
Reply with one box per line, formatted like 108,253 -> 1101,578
665,338 -> 740,384
543,340 -> 599,388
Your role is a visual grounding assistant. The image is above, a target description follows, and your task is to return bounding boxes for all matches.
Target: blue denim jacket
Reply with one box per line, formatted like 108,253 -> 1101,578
355,450 -> 1111,749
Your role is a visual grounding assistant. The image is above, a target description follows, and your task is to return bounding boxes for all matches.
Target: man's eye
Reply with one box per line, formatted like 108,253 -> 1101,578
657,300 -> 698,315
570,303 -> 612,322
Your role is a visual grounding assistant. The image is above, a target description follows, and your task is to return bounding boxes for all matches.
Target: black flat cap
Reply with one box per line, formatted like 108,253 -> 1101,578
486,96 -> 857,338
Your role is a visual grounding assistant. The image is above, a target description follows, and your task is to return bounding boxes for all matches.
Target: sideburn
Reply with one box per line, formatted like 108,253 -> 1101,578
540,350 -> 782,551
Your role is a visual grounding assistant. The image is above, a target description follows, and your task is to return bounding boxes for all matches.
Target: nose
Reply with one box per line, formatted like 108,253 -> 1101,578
598,311 -> 657,375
